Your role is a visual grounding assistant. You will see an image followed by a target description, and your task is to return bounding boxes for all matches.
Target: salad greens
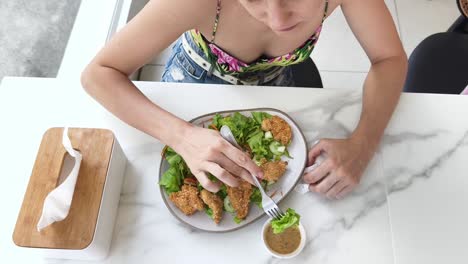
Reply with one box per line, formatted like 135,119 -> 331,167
159,148 -> 188,194
224,197 -> 235,213
205,208 -> 213,219
270,208 -> 301,234
160,111 -> 293,223
233,216 -> 243,224
250,188 -> 262,208
213,112 -> 291,164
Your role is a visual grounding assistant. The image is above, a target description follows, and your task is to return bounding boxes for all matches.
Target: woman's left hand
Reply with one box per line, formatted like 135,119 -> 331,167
303,137 -> 376,199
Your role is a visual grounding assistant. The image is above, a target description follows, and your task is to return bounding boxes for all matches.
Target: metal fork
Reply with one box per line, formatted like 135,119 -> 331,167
220,125 -> 285,220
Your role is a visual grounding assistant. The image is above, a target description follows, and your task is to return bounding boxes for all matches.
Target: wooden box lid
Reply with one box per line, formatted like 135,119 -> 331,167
13,128 -> 115,250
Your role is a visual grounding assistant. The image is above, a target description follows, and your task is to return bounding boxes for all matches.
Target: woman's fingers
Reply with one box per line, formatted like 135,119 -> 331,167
303,160 -> 333,184
203,162 -> 240,187
336,185 -> 353,199
309,173 -> 338,194
325,180 -> 348,199
194,171 -> 222,193
220,140 -> 264,179
181,128 -> 263,190
307,139 -> 330,166
212,154 -> 255,185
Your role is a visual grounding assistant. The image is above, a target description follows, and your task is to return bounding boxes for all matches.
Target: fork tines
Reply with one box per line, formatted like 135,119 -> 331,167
268,207 -> 285,220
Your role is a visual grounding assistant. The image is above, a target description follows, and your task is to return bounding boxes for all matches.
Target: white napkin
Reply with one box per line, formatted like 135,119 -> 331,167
295,154 -> 326,194
37,127 -> 82,232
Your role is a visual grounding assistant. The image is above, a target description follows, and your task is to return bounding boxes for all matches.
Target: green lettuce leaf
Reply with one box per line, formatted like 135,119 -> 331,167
271,208 -> 301,234
213,112 -> 260,145
250,187 -> 262,208
284,148 -> 293,159
251,112 -> 272,125
159,166 -> 183,194
217,184 -> 228,200
233,216 -> 243,224
246,127 -> 275,162
165,148 -> 182,166
205,208 -> 213,219
246,129 -> 264,147
159,147 -> 188,194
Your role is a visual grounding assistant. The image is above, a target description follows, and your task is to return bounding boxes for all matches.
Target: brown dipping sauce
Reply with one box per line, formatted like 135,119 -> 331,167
264,224 -> 301,255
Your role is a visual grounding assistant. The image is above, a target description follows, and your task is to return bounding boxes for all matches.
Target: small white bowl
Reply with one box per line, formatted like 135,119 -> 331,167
261,218 -> 306,259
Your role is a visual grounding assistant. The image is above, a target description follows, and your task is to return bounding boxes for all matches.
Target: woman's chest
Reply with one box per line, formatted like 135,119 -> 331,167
196,1 -> 331,64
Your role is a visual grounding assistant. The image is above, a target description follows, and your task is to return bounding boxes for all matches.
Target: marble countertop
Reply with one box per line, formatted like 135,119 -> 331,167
1,77 -> 468,264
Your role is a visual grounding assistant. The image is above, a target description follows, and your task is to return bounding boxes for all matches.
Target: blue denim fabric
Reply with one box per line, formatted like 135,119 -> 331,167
161,33 -> 295,86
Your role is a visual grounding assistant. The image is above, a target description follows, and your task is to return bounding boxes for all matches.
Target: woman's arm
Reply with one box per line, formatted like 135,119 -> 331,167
81,0 -> 263,191
343,0 -> 407,150
304,0 -> 407,199
81,0 -> 201,146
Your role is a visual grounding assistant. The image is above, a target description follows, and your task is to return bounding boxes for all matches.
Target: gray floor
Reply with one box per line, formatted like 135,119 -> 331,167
0,0 -> 81,82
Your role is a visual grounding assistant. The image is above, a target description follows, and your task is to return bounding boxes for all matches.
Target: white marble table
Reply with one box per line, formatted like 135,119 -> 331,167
1,77 -> 467,264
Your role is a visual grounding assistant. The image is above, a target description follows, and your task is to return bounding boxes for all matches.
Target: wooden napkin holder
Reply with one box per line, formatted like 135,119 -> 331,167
13,128 -> 126,260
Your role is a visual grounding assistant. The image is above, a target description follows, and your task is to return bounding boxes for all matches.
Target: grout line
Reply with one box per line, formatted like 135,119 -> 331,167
106,0 -> 125,43
319,70 -> 368,73
380,150 -> 399,264
145,63 -> 166,67
393,0 -> 404,43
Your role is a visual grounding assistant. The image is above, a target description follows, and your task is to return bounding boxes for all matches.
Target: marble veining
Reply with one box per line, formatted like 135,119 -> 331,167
37,88 -> 467,264
381,130 -> 445,146
74,103 -> 382,263
112,91 -> 391,264
384,130 -> 468,194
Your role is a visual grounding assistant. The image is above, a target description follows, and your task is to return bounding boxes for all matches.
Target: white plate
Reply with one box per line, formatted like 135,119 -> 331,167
158,108 -> 308,232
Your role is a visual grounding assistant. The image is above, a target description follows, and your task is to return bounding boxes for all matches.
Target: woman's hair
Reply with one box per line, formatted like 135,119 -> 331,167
458,0 -> 468,18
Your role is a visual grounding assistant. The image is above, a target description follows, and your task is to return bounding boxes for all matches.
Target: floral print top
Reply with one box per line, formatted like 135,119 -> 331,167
188,0 -> 329,78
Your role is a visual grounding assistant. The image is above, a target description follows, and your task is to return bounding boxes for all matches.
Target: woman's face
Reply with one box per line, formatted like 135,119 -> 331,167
238,0 -> 320,34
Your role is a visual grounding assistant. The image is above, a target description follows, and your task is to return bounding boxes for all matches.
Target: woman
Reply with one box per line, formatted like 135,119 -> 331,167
81,0 -> 407,199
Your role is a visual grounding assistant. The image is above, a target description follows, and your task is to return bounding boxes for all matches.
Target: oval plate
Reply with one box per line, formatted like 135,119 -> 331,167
159,108 -> 308,232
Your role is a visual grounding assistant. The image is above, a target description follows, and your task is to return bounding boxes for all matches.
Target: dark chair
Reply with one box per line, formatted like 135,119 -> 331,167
291,57 -> 323,88
404,0 -> 468,94
404,33 -> 468,94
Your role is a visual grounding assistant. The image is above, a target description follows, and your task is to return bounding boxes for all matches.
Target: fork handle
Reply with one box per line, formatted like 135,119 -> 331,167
219,125 -> 269,198
250,173 -> 269,199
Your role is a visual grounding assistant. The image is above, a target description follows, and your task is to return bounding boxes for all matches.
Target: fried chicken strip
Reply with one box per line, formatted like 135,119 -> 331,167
261,116 -> 292,145
169,185 -> 204,215
227,180 -> 253,219
261,160 -> 288,182
200,190 -> 224,224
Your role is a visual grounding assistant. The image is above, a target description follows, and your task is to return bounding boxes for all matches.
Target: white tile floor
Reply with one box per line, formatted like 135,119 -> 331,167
312,0 -> 399,73
138,0 -> 460,90
395,0 -> 461,55
139,64 -> 165,81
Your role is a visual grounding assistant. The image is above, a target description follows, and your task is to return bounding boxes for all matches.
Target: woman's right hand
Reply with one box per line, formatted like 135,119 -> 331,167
172,125 -> 264,192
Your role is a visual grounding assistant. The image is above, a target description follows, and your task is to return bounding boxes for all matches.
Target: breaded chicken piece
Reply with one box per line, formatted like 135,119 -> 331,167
200,190 -> 224,224
169,185 -> 204,215
261,160 -> 288,182
261,116 -> 292,145
227,180 -> 253,219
